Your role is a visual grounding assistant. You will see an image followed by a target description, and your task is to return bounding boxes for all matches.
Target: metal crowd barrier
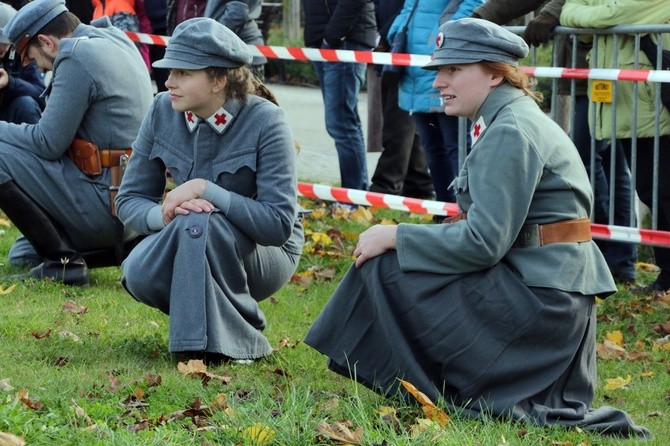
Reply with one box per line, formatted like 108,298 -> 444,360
504,24 -> 670,240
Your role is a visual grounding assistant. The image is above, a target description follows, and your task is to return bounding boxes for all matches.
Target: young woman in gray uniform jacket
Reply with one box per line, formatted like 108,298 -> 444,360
116,18 -> 304,364
305,19 -> 650,438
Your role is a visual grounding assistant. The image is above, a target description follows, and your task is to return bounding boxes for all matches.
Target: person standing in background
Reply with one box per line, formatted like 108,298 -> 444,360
368,0 -> 434,200
303,0 -> 376,193
143,0 -> 168,92
387,0 -> 482,207
562,0 -> 670,293
0,1 -> 45,125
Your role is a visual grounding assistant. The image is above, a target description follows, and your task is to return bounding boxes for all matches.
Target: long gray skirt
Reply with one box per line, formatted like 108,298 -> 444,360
122,210 -> 301,359
304,252 -> 650,438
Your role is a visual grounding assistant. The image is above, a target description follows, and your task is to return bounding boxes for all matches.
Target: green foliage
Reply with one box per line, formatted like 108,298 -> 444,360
0,201 -> 669,445
265,25 -> 318,86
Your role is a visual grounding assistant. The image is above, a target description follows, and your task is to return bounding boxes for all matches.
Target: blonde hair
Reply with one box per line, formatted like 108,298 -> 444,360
481,61 -> 543,103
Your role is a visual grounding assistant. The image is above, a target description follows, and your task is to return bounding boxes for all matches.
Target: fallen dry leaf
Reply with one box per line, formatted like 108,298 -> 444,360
596,339 -> 628,360
0,379 -> 13,392
0,432 -> 25,446
242,422 -> 276,446
18,389 -> 43,411
0,284 -> 17,295
604,375 -> 632,391
316,420 -> 364,445
62,300 -> 88,314
350,206 -> 374,223
30,329 -> 52,340
400,380 -> 449,426
177,359 -> 231,386
70,399 -> 94,427
376,406 -> 400,431
605,330 -> 624,346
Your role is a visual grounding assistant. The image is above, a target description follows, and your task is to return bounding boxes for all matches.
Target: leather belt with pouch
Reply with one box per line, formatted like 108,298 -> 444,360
68,139 -> 132,216
443,212 -> 592,247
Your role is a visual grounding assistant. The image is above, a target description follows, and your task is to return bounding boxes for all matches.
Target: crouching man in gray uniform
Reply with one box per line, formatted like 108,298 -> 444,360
0,0 -> 153,285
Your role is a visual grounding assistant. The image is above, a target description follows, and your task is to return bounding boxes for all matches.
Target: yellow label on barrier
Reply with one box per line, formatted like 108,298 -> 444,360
592,80 -> 613,103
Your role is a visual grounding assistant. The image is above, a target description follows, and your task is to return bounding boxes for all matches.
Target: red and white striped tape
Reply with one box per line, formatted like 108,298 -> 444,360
126,32 -> 670,84
297,182 -> 670,248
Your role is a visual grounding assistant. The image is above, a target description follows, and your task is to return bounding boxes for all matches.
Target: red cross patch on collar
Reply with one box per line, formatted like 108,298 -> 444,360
184,111 -> 199,133
470,116 -> 487,146
206,107 -> 233,134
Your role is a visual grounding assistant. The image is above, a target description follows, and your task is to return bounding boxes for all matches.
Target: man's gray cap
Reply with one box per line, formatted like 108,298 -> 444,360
3,0 -> 68,47
153,17 -> 253,70
0,2 -> 18,44
423,18 -> 529,70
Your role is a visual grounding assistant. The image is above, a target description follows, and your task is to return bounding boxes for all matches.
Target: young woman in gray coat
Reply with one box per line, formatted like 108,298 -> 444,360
116,17 -> 304,364
305,18 -> 650,438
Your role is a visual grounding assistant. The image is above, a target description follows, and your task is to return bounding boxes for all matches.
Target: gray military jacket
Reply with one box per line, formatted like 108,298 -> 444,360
116,93 -> 303,254
397,83 -> 616,297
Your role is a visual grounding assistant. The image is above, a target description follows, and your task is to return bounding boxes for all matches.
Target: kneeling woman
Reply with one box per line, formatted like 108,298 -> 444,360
305,18 -> 649,438
116,18 -> 304,364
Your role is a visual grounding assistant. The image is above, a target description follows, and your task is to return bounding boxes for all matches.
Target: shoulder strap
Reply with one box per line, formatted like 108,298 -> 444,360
400,0 -> 419,32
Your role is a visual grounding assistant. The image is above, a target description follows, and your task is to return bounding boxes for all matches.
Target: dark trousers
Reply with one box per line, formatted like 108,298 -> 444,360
369,74 -> 433,198
572,96 -> 637,280
620,136 -> 670,288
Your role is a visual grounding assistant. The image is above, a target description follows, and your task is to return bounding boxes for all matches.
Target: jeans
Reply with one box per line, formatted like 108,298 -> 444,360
0,96 -> 42,125
313,41 -> 368,190
413,112 -> 467,202
572,96 -> 637,280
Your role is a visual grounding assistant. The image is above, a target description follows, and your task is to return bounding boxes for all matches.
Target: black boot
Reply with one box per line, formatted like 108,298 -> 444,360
0,181 -> 89,286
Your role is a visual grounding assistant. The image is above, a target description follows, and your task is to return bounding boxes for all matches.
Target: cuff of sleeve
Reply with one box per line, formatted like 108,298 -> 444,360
147,205 -> 166,231
202,181 -> 232,213
395,223 -> 408,269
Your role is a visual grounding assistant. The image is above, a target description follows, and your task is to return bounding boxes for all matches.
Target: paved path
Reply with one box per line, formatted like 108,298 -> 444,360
270,83 -> 380,186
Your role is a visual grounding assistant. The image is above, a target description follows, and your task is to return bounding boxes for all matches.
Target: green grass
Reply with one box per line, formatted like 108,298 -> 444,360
0,199 -> 669,445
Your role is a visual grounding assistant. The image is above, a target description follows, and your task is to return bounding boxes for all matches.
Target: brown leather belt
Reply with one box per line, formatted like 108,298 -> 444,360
444,212 -> 592,247
100,149 -> 132,168
512,217 -> 592,248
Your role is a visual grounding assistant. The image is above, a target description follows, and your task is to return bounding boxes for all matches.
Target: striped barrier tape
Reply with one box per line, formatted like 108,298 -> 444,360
126,31 -> 670,83
297,182 -> 670,248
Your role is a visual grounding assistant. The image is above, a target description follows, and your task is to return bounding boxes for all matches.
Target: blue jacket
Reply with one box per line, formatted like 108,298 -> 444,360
388,0 -> 483,113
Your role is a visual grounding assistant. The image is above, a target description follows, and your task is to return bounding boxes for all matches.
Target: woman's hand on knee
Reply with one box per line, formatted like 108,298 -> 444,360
162,179 -> 208,224
353,224 -> 397,268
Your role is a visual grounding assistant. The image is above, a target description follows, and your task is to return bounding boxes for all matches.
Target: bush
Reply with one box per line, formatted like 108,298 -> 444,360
265,25 -> 318,86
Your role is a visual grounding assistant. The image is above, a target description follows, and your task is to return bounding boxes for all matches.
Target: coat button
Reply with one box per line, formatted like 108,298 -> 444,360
187,224 -> 203,238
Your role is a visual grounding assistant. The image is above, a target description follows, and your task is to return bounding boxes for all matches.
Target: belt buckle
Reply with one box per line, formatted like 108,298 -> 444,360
513,224 -> 541,248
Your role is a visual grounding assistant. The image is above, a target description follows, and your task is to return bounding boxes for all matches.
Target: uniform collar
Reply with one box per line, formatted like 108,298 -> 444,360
184,106 -> 234,134
470,83 -> 525,147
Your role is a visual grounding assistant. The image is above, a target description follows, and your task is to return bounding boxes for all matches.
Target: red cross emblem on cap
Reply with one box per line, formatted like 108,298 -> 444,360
436,32 -> 444,49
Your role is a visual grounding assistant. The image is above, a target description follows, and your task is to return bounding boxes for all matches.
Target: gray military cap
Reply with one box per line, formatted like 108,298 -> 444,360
3,0 -> 68,51
423,18 -> 529,70
0,2 -> 18,44
153,17 -> 253,70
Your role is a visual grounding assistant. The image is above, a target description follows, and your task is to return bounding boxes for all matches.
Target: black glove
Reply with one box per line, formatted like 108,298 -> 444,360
523,12 -> 560,47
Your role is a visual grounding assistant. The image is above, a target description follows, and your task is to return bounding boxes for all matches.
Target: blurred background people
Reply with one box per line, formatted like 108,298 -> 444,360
368,0 -> 434,199
387,0 -> 482,207
0,1 -> 44,125
562,0 -> 670,292
303,0 -> 376,193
